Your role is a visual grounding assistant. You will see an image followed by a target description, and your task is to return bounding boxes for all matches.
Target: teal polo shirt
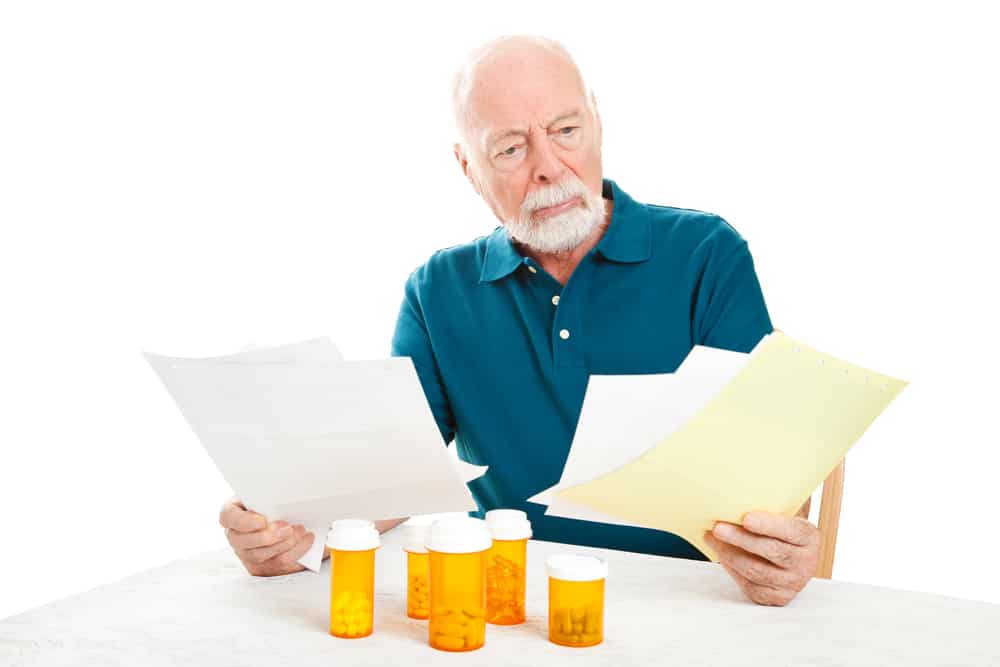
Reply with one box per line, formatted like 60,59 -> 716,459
391,179 -> 773,560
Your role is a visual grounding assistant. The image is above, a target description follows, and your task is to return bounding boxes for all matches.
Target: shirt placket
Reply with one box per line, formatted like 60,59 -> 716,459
523,257 -> 590,369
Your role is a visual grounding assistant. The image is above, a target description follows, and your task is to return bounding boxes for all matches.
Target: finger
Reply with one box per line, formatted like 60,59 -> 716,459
288,524 -> 306,544
744,581 -> 795,607
229,521 -> 292,550
712,522 -> 797,568
220,500 -> 268,533
263,531 -> 315,573
706,533 -> 800,590
218,496 -> 244,525
718,548 -> 792,606
720,560 -> 756,593
742,512 -> 817,547
243,530 -> 301,565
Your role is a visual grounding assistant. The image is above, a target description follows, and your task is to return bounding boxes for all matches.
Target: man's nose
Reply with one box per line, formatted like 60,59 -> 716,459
529,133 -> 566,185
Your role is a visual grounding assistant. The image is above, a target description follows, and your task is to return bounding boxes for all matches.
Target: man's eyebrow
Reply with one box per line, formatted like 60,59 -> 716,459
484,127 -> 527,151
482,109 -> 586,152
546,109 -> 584,126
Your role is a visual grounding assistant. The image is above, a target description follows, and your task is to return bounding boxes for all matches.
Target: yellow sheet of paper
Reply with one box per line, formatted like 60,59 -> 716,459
555,332 -> 908,560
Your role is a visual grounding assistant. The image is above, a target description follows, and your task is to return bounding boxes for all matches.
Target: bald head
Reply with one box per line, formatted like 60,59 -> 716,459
451,36 -> 593,149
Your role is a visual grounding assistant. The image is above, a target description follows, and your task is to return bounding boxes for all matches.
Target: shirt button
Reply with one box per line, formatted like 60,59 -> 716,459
551,295 -> 560,306
559,329 -> 570,340
527,266 -> 538,274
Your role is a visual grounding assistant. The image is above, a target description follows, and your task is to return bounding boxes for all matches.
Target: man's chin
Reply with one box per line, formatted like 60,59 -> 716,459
506,214 -> 598,254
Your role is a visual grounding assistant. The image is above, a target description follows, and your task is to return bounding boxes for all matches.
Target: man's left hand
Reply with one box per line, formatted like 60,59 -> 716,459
704,511 -> 820,607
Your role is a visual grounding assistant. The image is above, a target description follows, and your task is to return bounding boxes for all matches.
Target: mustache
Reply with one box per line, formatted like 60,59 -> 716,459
520,178 -> 590,216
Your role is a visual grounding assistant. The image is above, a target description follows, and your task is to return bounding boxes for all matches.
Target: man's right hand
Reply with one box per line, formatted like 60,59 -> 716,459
219,497 -> 315,576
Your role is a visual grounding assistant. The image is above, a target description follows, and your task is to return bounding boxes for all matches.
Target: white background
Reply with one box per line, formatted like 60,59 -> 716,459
1,1 -> 998,620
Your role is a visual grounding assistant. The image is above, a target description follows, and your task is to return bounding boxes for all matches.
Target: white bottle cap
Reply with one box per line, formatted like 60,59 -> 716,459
326,519 -> 380,551
545,554 -> 608,582
485,509 -> 533,541
425,516 -> 492,554
402,522 -> 430,554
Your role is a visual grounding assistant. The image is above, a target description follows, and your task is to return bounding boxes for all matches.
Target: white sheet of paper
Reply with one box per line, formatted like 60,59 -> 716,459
148,336 -> 346,366
529,344 -> 752,526
145,341 -> 483,571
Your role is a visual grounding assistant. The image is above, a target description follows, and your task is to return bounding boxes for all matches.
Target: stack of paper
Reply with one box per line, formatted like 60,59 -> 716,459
529,332 -> 907,560
144,337 -> 486,572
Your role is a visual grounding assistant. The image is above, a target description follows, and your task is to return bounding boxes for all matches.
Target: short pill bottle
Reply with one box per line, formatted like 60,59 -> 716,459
546,554 -> 607,648
402,522 -> 430,620
425,516 -> 491,652
484,509 -> 532,625
327,519 -> 380,639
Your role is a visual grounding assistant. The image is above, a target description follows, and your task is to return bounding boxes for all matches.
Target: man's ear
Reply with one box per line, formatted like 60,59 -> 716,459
590,92 -> 603,150
453,143 -> 482,196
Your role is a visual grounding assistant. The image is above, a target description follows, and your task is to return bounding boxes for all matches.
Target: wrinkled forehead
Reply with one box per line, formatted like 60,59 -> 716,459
462,48 -> 589,149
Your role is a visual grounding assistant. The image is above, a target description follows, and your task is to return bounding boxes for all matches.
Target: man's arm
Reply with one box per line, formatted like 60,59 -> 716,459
376,518 -> 409,533
391,268 -> 458,445
692,227 -> 773,352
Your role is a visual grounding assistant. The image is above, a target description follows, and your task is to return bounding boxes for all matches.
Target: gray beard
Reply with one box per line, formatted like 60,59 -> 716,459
505,191 -> 606,254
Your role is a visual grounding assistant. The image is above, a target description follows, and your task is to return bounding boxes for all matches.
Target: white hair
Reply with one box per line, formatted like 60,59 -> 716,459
450,35 -> 595,149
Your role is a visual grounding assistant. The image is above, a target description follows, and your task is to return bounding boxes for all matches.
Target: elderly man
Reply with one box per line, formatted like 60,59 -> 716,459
219,36 -> 820,606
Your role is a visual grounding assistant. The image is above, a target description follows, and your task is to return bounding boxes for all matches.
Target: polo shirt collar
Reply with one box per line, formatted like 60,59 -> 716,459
595,178 -> 653,264
480,226 -> 525,283
479,178 -> 651,283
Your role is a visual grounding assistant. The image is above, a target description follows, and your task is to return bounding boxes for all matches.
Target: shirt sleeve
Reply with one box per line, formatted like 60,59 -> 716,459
390,269 -> 457,445
692,229 -> 774,353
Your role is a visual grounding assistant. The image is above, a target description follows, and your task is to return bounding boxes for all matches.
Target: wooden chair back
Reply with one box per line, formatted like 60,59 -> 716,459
816,459 -> 846,579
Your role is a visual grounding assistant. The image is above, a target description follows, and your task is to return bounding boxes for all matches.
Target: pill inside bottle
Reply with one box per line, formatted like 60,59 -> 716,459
402,522 -> 431,620
425,516 -> 492,652
484,508 -> 532,625
546,553 -> 608,648
327,519 -> 380,639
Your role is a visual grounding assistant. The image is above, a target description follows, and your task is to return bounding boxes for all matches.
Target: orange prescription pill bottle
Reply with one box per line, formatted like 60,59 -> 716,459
425,516 -> 491,652
546,554 -> 608,648
327,519 -> 380,639
403,522 -> 431,620
484,509 -> 532,625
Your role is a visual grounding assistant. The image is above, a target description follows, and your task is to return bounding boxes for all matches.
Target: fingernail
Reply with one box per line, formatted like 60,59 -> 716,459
714,523 -> 735,540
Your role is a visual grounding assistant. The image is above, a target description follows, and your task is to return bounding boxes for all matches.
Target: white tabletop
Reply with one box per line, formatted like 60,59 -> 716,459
2,526 -> 998,666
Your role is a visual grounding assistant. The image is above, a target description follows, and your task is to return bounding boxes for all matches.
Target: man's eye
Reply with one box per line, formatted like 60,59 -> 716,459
558,126 -> 579,136
497,145 -> 521,158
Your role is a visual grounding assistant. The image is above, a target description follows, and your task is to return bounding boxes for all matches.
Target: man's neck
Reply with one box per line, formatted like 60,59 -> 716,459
517,198 -> 614,286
